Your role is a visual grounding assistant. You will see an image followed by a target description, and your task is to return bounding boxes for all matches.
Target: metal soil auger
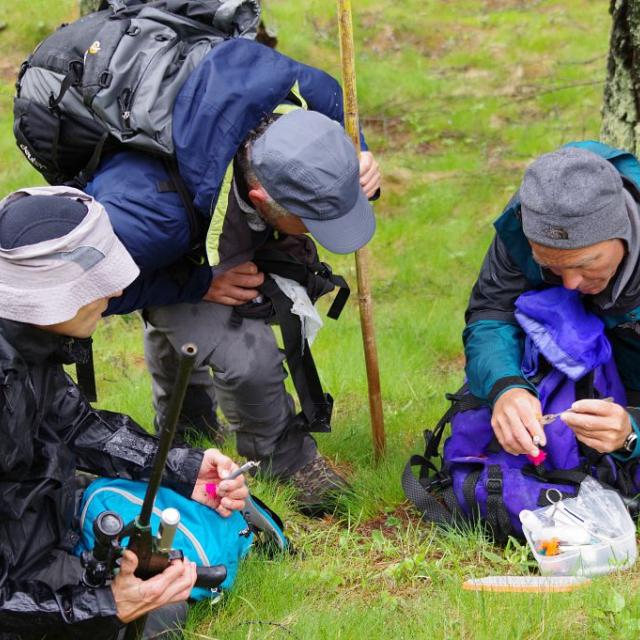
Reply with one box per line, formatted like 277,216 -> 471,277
80,343 -> 227,640
337,0 -> 386,460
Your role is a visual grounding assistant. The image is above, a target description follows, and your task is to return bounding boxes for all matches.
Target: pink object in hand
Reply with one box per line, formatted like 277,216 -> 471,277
526,450 -> 547,466
205,482 -> 218,498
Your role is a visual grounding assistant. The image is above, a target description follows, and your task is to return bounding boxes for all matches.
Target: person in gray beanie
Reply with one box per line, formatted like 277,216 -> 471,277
0,187 -> 248,639
520,147 -> 632,252
462,144 -> 640,462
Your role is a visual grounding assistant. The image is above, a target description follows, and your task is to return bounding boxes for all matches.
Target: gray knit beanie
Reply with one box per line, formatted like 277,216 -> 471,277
520,147 -> 631,249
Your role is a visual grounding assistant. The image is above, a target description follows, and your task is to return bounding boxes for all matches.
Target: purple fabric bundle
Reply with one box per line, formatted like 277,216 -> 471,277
443,287 -> 629,537
515,287 -> 611,381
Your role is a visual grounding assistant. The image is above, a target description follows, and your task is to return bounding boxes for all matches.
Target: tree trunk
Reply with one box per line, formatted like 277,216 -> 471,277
602,0 -> 640,153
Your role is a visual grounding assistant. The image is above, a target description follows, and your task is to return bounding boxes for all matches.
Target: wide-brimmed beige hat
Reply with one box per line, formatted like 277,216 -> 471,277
0,186 -> 140,325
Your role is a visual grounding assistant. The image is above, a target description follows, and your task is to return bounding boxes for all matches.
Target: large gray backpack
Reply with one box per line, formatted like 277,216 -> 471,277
14,0 -> 260,185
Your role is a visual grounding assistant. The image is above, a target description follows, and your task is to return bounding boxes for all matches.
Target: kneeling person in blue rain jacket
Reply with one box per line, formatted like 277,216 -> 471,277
464,143 -> 640,463
0,188 -> 248,639
85,38 -> 381,514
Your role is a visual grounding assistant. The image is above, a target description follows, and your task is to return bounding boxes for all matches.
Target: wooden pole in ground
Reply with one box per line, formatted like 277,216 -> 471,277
336,0 -> 386,460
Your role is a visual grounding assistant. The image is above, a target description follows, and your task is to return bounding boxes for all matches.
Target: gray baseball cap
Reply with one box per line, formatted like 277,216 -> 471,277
520,147 -> 631,249
251,110 -> 375,254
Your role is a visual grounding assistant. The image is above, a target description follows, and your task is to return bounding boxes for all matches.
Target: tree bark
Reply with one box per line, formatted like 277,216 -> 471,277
602,0 -> 640,153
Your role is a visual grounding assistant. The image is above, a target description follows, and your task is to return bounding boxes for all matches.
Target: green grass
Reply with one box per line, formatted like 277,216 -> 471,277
2,1 -> 640,638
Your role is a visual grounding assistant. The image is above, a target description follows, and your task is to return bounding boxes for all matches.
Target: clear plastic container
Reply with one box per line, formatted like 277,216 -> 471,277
522,491 -> 638,577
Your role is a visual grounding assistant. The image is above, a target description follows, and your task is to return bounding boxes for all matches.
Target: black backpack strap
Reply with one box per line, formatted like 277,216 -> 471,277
422,402 -> 457,461
524,464 -> 640,520
461,468 -> 483,518
484,465 -> 512,544
48,61 -> 83,110
524,460 -> 624,490
46,70 -> 106,188
325,272 -> 350,320
260,276 -> 332,433
521,464 -> 588,486
73,339 -> 98,403
162,157 -> 206,262
253,249 -> 350,320
402,393 -> 479,526
77,130 -> 110,185
413,393 -> 464,471
444,389 -> 485,413
76,360 -> 98,403
401,455 -> 456,526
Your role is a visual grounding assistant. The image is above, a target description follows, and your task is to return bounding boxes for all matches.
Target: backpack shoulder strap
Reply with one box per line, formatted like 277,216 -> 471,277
252,247 -> 351,320
162,157 -> 207,261
401,454 -> 457,526
259,276 -> 333,433
402,387 -> 483,526
484,464 -> 512,544
75,343 -> 98,403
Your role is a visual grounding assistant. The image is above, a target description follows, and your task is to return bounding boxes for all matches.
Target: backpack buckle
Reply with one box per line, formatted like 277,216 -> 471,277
428,473 -> 452,491
99,71 -> 112,88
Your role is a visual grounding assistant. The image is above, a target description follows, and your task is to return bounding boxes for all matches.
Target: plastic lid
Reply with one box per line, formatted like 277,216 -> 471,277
161,507 -> 180,527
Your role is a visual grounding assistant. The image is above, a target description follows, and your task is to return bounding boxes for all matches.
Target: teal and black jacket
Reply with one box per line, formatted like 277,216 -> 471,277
464,140 -> 640,407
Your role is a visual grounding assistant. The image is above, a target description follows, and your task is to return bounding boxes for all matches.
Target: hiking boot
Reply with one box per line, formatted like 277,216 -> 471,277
289,452 -> 350,516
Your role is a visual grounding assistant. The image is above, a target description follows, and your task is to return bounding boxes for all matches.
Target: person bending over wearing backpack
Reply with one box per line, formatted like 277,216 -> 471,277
465,143 -> 640,462
85,38 -> 381,515
0,188 -> 248,640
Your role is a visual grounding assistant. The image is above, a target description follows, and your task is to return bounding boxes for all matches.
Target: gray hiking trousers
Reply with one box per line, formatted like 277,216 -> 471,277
143,301 -> 317,478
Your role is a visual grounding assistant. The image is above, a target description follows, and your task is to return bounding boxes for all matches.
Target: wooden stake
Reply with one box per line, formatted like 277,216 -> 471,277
337,0 -> 386,460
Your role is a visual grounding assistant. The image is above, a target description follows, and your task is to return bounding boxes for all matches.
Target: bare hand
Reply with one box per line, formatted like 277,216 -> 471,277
562,399 -> 632,453
359,151 -> 381,198
491,388 -> 545,456
112,550 -> 197,624
203,262 -> 264,306
191,449 -> 248,517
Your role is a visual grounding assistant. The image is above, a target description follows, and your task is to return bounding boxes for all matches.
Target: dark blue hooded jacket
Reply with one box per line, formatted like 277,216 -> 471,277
85,38 -> 367,315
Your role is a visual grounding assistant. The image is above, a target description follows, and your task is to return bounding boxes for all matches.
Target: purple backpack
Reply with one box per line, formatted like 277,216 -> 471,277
403,287 -> 640,542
